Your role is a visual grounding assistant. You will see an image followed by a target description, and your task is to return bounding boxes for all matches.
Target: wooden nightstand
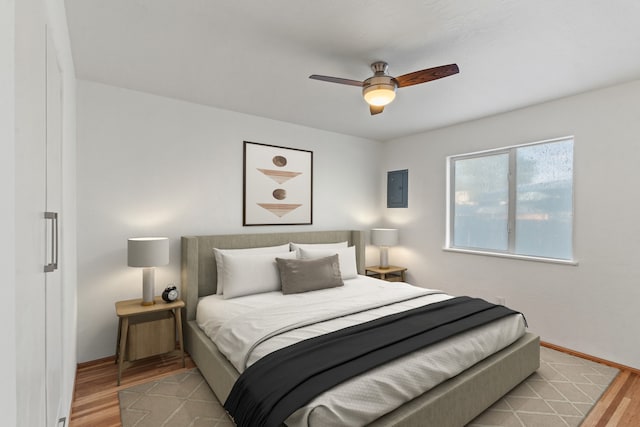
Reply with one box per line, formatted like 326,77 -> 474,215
115,296 -> 185,385
365,265 -> 407,282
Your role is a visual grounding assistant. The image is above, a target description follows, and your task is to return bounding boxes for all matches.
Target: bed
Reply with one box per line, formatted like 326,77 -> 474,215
181,230 -> 540,426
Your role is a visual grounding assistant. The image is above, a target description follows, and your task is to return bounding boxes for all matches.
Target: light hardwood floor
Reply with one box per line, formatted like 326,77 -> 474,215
70,352 -> 195,427
581,370 -> 640,426
69,348 -> 640,427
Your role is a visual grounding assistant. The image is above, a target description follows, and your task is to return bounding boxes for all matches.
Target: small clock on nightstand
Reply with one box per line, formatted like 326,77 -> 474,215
162,285 -> 179,302
365,265 -> 407,282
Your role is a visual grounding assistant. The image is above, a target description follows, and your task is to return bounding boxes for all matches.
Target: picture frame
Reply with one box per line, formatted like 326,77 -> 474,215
243,141 -> 313,226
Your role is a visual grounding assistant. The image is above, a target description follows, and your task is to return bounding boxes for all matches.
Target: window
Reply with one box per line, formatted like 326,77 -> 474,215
447,137 -> 574,262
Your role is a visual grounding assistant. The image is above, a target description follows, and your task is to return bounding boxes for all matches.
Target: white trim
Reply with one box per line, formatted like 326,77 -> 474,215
443,247 -> 578,266
446,135 -> 575,160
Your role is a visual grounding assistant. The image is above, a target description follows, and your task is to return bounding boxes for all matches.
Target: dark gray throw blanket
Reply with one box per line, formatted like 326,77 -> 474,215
224,296 -> 523,427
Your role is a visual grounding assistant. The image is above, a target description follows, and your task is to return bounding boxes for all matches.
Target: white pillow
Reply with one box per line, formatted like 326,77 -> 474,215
290,241 -> 348,257
221,251 -> 296,299
214,244 -> 290,295
299,246 -> 358,280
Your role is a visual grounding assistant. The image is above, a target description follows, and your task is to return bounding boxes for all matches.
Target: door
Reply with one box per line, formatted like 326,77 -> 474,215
45,27 -> 63,427
14,5 -> 65,424
14,0 -> 47,424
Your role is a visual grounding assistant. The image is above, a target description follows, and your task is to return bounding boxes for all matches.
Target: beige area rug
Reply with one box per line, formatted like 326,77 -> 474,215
119,347 -> 619,427
119,369 -> 232,427
468,347 -> 619,427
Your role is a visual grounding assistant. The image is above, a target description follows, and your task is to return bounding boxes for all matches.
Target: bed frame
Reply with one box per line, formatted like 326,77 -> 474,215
181,230 -> 540,426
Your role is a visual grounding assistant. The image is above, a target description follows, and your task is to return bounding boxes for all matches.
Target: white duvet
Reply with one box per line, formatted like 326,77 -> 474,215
197,276 -> 526,427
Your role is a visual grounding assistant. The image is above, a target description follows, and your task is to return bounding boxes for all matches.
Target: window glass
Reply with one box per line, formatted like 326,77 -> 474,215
448,137 -> 574,261
453,154 -> 509,251
515,140 -> 573,259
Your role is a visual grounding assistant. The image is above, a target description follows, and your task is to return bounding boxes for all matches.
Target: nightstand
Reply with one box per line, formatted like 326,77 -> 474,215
365,265 -> 407,282
115,296 -> 185,385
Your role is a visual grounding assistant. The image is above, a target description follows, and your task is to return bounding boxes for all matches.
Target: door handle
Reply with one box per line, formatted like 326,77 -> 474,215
44,211 -> 58,272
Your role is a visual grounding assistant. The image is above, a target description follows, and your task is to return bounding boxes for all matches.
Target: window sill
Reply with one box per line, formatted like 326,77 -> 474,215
442,247 -> 578,266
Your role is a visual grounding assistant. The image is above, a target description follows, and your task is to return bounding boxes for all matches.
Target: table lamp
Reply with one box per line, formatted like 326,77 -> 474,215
371,228 -> 399,269
127,237 -> 169,306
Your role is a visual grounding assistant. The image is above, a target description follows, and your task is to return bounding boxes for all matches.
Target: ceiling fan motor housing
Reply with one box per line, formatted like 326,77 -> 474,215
363,75 -> 397,106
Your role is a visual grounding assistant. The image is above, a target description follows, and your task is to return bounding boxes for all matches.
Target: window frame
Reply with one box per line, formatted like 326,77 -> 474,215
445,136 -> 577,265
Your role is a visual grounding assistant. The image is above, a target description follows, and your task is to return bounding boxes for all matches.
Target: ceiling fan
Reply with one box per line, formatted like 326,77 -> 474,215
309,61 -> 459,115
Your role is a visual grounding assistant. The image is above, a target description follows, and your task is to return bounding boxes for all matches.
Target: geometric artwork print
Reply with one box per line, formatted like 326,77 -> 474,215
243,141 -> 312,225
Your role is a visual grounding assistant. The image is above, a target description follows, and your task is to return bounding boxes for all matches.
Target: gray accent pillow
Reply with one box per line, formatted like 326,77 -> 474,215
276,254 -> 344,295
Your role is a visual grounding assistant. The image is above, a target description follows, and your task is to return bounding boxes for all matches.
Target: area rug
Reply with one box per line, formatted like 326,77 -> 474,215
119,347 -> 619,427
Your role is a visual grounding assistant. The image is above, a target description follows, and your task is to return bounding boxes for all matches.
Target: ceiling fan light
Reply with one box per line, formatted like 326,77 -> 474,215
363,84 -> 396,106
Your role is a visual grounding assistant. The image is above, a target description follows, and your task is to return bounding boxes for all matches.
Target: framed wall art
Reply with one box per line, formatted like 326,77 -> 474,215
243,141 -> 313,226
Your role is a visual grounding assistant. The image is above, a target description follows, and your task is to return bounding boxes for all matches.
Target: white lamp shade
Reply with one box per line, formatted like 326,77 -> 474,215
127,237 -> 170,267
371,228 -> 399,247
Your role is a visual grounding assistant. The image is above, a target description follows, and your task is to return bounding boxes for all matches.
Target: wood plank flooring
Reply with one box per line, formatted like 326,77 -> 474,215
70,352 -> 195,427
69,348 -> 640,427
581,370 -> 640,427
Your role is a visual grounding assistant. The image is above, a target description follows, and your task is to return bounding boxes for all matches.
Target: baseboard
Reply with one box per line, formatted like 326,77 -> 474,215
541,341 -> 640,376
76,355 -> 115,369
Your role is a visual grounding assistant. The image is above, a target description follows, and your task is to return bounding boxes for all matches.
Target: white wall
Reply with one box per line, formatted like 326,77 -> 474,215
76,80 -> 382,362
1,0 -> 17,424
382,79 -> 640,369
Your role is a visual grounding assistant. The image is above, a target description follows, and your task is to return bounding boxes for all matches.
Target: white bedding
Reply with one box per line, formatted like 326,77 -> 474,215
197,276 -> 526,427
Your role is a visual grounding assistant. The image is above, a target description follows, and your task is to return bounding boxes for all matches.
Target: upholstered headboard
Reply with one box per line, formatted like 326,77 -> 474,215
180,230 -> 365,321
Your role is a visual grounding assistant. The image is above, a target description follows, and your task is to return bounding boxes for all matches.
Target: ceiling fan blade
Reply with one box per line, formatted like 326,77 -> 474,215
370,105 -> 384,115
309,74 -> 363,87
395,64 -> 459,88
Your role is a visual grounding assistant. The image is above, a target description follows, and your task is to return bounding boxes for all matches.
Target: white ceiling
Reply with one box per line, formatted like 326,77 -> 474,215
64,0 -> 640,141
